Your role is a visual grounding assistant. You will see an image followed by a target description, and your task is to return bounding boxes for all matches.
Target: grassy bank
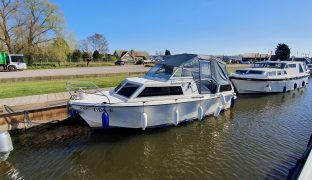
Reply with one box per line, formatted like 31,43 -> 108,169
0,74 -> 141,99
0,65 -> 243,99
28,62 -> 116,70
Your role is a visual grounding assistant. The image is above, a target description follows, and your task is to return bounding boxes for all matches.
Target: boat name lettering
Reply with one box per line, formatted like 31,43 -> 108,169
92,108 -> 106,112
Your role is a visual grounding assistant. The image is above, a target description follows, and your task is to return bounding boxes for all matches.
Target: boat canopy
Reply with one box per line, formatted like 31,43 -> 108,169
145,54 -> 231,93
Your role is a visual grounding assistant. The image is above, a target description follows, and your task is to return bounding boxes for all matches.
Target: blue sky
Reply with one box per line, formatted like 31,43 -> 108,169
52,0 -> 312,56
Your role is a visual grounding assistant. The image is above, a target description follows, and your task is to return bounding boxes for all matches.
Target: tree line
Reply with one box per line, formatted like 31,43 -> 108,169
0,0 -> 112,65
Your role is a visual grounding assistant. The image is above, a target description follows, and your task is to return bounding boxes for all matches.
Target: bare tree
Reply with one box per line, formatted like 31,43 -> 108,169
78,39 -> 90,53
87,33 -> 109,54
23,0 -> 63,51
0,0 -> 25,53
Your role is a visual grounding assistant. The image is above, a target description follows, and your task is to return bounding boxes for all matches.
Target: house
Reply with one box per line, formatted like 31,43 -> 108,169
241,53 -> 270,61
113,50 -> 149,62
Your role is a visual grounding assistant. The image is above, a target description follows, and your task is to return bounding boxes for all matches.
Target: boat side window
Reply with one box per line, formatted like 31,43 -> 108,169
284,71 -> 287,75
248,70 -> 264,75
288,64 -> 296,68
299,64 -> 304,73
173,68 -> 192,77
277,71 -> 282,76
219,84 -> 232,92
137,86 -> 183,97
268,71 -> 276,76
235,70 -> 248,74
114,80 -> 126,92
117,83 -> 140,98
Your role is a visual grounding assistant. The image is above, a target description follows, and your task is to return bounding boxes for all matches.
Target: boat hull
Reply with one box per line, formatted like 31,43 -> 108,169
231,76 -> 309,94
69,94 -> 235,129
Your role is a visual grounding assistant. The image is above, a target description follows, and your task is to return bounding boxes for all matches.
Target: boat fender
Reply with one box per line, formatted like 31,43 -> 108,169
101,111 -> 109,129
220,94 -> 227,106
174,110 -> 179,126
294,83 -> 297,90
230,97 -> 235,108
141,113 -> 147,130
198,106 -> 204,120
0,131 -> 13,161
283,86 -> 287,93
214,105 -> 222,117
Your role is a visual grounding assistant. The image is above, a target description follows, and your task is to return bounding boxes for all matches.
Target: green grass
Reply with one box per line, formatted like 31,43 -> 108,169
28,62 -> 115,70
0,66 -> 239,99
0,75 -> 142,99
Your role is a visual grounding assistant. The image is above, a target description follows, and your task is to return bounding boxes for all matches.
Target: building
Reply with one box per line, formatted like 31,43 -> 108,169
113,50 -> 149,62
241,53 -> 270,61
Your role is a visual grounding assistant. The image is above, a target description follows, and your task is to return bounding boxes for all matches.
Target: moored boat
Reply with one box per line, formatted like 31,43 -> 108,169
67,54 -> 236,130
230,61 -> 309,94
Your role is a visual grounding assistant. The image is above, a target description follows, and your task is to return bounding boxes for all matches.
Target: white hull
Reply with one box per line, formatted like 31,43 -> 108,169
70,94 -> 235,129
231,76 -> 308,94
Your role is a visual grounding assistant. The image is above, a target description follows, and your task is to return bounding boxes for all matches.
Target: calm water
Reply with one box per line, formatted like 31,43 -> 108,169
1,80 -> 312,179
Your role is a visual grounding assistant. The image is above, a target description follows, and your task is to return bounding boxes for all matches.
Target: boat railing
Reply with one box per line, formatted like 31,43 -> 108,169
66,81 -> 110,102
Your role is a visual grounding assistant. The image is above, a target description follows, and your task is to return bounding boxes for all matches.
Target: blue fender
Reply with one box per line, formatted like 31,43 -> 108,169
102,111 -> 109,129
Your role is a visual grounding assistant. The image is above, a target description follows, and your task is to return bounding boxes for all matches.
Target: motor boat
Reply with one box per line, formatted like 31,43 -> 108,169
307,64 -> 312,75
230,61 -> 310,94
67,54 -> 236,130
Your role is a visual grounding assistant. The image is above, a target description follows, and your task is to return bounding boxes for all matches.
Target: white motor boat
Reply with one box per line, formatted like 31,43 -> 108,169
230,61 -> 310,94
67,54 -> 236,130
307,64 -> 312,75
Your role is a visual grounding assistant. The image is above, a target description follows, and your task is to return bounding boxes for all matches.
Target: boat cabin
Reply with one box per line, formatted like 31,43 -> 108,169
112,54 -> 233,100
233,61 -> 307,78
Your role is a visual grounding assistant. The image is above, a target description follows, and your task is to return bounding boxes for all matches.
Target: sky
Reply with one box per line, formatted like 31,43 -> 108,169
51,0 -> 312,56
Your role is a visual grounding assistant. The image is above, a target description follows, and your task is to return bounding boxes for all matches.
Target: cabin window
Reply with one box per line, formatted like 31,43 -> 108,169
138,86 -> 183,97
284,71 -> 287,75
288,64 -> 296,68
173,68 -> 192,77
117,83 -> 140,98
277,71 -> 282,76
299,64 -> 304,73
235,70 -> 248,74
114,80 -> 126,92
268,71 -> 276,76
219,85 -> 232,92
248,70 -> 264,75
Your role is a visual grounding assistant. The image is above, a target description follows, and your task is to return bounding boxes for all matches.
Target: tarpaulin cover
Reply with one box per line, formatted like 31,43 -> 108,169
160,54 -> 231,86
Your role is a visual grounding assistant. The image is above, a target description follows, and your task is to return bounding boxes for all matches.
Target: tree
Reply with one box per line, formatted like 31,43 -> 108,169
71,49 -> 82,62
92,50 -> 101,60
0,0 -> 24,53
0,0 -> 64,55
82,52 -> 91,66
275,43 -> 290,60
87,33 -> 109,54
47,37 -> 70,64
165,49 -> 171,56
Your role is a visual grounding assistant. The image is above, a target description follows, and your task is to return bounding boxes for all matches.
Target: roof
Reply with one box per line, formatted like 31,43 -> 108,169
160,54 -> 221,67
114,50 -> 149,59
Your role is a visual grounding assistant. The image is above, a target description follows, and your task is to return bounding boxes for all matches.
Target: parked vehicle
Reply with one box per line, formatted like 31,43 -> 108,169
135,59 -> 145,65
230,61 -> 309,94
67,54 -> 236,130
0,52 -> 27,71
115,60 -> 125,66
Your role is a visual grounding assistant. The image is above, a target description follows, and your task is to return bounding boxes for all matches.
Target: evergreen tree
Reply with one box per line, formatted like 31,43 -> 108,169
165,49 -> 171,56
275,44 -> 291,60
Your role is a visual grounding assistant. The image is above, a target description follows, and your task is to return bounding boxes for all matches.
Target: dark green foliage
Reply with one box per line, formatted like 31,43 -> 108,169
275,43 -> 290,60
93,50 -> 101,60
165,49 -> 171,56
82,52 -> 91,61
105,54 -> 118,61
71,49 -> 82,62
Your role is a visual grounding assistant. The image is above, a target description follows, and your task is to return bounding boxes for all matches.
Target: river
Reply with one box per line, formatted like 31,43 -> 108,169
1,79 -> 312,179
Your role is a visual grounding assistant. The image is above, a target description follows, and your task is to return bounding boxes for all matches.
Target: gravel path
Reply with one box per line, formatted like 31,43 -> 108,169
0,65 -> 149,79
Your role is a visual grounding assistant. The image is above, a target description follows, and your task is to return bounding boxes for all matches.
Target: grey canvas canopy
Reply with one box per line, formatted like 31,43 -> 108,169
160,54 -> 231,87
